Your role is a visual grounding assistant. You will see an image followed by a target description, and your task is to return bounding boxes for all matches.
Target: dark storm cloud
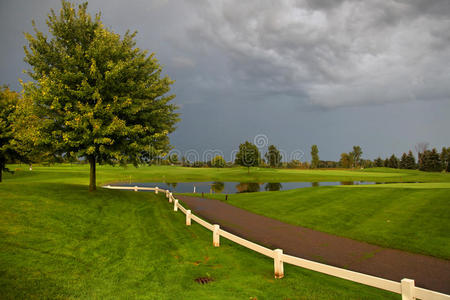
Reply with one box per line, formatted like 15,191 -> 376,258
183,0 -> 450,108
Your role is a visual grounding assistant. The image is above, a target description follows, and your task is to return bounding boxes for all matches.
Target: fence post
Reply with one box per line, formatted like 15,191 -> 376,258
186,210 -> 191,226
174,199 -> 178,211
155,187 -> 159,194
273,249 -> 284,279
169,193 -> 173,203
134,186 -> 138,192
401,279 -> 415,300
165,190 -> 169,198
213,224 -> 220,247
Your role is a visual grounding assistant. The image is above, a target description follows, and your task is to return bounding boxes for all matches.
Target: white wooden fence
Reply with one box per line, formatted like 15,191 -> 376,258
104,185 -> 450,300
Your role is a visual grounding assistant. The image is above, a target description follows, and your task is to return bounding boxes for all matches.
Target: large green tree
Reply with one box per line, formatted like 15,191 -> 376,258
350,145 -> 362,168
235,141 -> 260,173
265,144 -> 282,168
0,86 -> 21,182
310,145 -> 319,168
339,152 -> 352,168
23,1 -> 179,191
211,155 -> 226,168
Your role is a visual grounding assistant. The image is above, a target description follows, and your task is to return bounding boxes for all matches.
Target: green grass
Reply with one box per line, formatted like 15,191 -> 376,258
0,166 -> 400,299
8,164 -> 450,185
183,186 -> 450,260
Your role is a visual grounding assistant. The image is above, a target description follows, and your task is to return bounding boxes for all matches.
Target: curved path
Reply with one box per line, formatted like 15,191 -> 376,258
176,195 -> 450,294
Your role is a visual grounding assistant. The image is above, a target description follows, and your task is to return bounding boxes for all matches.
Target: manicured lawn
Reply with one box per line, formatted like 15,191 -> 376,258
183,186 -> 450,260
0,168 -> 399,299
7,164 -> 450,185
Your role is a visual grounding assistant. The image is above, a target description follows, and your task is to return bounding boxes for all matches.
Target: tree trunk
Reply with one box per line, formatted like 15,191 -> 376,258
0,157 -> 4,183
89,156 -> 96,191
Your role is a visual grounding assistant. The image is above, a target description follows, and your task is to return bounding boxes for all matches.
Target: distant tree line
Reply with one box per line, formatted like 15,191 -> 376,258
373,147 -> 449,172
149,142 -> 449,173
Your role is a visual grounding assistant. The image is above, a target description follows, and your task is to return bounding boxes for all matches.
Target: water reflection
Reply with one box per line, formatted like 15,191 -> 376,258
112,180 -> 381,194
265,182 -> 282,191
236,182 -> 261,193
211,181 -> 225,193
166,182 -> 178,189
340,181 -> 354,185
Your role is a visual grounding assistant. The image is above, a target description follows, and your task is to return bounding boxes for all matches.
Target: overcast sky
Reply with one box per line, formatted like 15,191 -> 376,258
1,0 -> 449,161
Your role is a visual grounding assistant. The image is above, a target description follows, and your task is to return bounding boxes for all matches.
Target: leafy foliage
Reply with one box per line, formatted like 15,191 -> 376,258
265,145 -> 282,168
22,1 -> 179,190
350,146 -> 362,167
235,141 -> 260,172
310,144 -> 319,168
339,152 -> 352,168
211,155 -> 226,168
0,86 -> 21,181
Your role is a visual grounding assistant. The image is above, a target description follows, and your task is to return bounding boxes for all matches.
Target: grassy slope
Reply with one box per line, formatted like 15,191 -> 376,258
0,169 -> 398,299
183,186 -> 450,260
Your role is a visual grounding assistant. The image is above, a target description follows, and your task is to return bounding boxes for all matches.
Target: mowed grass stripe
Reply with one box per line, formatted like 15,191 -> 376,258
185,187 -> 450,259
0,173 -> 398,299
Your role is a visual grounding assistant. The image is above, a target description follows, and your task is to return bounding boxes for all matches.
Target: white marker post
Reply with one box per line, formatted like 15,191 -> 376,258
274,249 -> 284,279
186,210 -> 191,226
401,279 -> 415,300
213,224 -> 220,247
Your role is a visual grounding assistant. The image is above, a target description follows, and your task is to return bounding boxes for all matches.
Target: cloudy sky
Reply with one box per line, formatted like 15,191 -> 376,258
1,0 -> 449,161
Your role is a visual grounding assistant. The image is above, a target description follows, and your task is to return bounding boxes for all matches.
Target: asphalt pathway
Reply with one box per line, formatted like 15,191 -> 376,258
176,195 -> 450,294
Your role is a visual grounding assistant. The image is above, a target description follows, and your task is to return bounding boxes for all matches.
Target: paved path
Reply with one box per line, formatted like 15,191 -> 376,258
176,195 -> 450,294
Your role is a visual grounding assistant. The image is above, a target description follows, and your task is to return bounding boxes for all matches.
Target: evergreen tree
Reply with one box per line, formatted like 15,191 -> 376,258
406,150 -> 416,169
399,152 -> 408,169
235,141 -> 260,173
310,145 -> 319,168
441,147 -> 449,172
265,145 -> 282,168
374,157 -> 383,167
420,148 -> 442,172
383,158 -> 390,167
22,1 -> 179,190
388,154 -> 399,168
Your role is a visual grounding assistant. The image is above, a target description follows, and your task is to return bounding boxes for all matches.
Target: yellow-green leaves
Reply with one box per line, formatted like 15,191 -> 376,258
22,0 -> 179,168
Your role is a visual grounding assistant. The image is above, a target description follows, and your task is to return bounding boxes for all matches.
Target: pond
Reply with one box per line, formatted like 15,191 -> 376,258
109,181 -> 382,194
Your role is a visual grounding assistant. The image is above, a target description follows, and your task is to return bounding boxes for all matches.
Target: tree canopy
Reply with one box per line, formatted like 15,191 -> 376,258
0,86 -> 21,182
211,155 -> 226,168
22,1 -> 179,190
350,146 -> 362,168
235,141 -> 260,173
310,145 -> 319,168
265,145 -> 282,168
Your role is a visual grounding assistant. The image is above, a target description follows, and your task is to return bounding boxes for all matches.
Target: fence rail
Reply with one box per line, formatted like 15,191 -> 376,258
104,185 -> 450,300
